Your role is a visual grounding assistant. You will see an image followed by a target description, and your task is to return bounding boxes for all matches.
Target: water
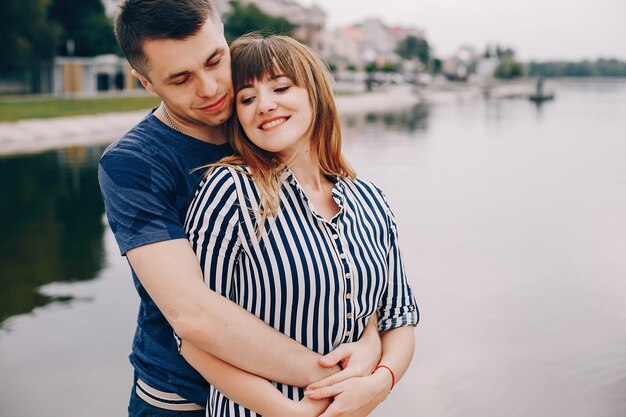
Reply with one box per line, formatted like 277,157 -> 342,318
1,79 -> 625,417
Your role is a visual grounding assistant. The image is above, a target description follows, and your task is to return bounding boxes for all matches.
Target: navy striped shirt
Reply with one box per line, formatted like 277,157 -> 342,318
185,166 -> 418,416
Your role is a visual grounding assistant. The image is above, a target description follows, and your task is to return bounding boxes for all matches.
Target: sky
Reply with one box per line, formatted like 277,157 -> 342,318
300,0 -> 626,61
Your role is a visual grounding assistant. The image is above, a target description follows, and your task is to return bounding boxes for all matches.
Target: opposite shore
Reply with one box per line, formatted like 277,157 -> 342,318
0,80 -> 536,156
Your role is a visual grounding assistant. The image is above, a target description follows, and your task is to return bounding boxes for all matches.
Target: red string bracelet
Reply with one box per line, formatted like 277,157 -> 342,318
375,364 -> 396,392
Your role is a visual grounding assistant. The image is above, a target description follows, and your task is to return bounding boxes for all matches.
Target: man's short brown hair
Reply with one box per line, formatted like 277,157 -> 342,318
115,0 -> 220,76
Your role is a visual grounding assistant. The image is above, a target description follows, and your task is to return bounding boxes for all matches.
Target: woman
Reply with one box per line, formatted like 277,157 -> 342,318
180,34 -> 419,416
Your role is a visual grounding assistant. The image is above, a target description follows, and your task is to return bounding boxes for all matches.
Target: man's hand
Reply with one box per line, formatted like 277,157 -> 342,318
306,316 -> 381,391
304,371 -> 391,417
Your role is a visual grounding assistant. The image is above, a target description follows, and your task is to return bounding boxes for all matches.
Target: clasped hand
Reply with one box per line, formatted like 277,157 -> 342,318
294,324 -> 389,417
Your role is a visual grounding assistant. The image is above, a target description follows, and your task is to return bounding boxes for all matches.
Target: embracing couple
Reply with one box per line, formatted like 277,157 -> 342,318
98,1 -> 419,416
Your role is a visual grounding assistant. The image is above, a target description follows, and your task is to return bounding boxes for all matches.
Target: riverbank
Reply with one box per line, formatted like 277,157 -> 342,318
0,80 -> 534,156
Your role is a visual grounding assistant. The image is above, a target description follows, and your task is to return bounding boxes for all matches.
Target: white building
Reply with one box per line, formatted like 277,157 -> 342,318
39,55 -> 137,96
441,46 -> 483,81
319,26 -> 364,69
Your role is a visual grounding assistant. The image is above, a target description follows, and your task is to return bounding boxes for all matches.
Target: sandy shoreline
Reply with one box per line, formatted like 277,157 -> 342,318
0,81 -> 533,156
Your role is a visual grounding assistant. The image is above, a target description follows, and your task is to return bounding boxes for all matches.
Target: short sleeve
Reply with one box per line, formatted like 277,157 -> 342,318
377,190 -> 419,331
98,148 -> 188,255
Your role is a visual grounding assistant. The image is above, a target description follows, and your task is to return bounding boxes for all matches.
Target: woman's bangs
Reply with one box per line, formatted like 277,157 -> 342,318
232,40 -> 303,91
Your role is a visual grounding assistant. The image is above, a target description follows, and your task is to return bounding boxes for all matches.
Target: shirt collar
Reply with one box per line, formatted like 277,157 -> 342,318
281,166 -> 346,221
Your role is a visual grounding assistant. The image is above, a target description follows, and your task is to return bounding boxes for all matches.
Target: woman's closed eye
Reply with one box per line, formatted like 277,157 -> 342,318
240,95 -> 256,105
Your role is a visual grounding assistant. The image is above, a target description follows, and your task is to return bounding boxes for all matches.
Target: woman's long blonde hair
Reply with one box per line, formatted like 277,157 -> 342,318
213,34 -> 356,232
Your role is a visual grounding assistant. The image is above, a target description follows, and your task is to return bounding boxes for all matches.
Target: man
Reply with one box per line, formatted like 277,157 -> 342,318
98,1 -> 381,415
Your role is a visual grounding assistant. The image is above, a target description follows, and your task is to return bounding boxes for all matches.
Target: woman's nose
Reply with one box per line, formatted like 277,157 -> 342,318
257,94 -> 277,114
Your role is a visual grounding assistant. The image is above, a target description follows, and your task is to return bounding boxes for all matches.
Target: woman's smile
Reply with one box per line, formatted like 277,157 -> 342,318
259,116 -> 289,130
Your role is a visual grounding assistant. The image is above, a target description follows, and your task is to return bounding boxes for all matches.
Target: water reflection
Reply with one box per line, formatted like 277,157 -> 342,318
341,103 -> 429,142
0,146 -> 107,326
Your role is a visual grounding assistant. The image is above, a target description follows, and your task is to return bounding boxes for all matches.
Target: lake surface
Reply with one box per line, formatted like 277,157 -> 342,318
1,79 -> 625,417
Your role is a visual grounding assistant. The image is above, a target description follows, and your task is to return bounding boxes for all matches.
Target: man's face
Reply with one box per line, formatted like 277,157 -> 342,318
136,18 -> 233,137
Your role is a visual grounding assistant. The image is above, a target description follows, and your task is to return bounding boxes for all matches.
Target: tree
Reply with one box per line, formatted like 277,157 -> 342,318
364,62 -> 378,73
496,45 -> 516,59
395,35 -> 430,66
494,45 -> 522,79
0,0 -> 60,72
223,0 -> 294,44
494,56 -> 524,79
431,58 -> 442,74
49,0 -> 119,56
529,59 -> 626,77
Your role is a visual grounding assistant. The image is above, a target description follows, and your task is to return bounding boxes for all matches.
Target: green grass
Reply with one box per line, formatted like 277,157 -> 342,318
0,95 -> 161,122
0,91 -> 362,122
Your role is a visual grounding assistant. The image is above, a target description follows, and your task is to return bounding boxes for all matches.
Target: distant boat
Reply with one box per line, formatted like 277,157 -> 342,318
529,92 -> 555,102
528,76 -> 555,102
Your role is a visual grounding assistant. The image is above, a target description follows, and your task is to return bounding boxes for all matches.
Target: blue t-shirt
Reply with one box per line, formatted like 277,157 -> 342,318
98,112 -> 232,406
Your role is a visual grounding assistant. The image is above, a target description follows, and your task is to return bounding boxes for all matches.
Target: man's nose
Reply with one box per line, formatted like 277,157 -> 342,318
197,72 -> 218,98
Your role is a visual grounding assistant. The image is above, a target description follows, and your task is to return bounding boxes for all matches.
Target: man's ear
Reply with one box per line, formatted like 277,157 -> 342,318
131,69 -> 158,97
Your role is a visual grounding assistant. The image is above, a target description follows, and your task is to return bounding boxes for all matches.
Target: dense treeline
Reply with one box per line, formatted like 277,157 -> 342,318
49,0 -> 119,57
529,59 -> 626,77
1,0 -> 118,73
1,0 -> 60,72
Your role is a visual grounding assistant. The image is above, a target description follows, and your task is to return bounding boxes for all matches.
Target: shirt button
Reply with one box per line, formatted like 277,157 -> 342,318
339,253 -> 347,259
346,293 -> 352,299
332,234 -> 339,239
346,313 -> 353,319
345,331 -> 352,337
345,272 -> 351,279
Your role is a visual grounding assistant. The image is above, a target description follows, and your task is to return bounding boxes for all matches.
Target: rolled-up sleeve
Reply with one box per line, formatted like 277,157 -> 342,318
377,193 -> 419,331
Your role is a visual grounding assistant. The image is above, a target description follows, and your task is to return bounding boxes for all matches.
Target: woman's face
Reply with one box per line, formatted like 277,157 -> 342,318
236,74 -> 313,160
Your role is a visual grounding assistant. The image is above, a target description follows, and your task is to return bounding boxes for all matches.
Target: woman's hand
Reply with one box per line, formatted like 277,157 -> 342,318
304,370 -> 392,417
278,396 -> 331,417
307,317 -> 381,391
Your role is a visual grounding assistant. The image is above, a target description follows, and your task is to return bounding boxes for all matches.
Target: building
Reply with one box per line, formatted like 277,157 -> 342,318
320,18 -> 426,71
39,55 -> 138,96
319,26 -> 364,70
441,46 -> 483,81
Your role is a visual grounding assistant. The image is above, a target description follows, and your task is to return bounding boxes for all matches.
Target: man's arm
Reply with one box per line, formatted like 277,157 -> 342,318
181,339 -> 330,417
127,238 -> 338,387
